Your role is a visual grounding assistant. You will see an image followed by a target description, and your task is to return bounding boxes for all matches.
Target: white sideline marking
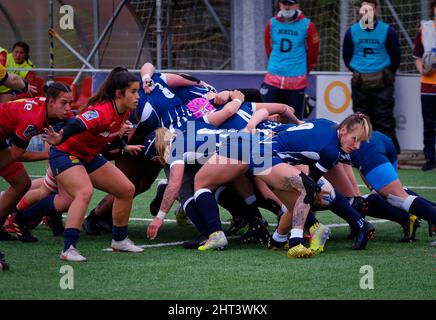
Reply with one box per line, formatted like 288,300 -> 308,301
128,217 -> 390,229
102,218 -> 390,251
358,184 -> 436,190
103,235 -> 240,251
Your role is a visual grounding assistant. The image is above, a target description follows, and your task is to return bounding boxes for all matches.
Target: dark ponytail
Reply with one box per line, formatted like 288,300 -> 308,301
44,81 -> 72,101
87,67 -> 138,107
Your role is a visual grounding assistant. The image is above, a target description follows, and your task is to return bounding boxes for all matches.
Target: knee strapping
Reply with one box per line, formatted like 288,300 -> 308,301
214,186 -> 228,202
299,173 -> 320,205
387,194 -> 417,212
182,197 -> 194,213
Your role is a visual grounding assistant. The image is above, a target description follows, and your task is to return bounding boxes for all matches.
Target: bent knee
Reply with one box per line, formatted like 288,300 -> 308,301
117,181 -> 135,199
194,173 -> 212,191
76,187 -> 94,204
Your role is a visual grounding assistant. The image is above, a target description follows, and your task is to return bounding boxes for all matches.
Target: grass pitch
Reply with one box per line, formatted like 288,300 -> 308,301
0,161 -> 435,300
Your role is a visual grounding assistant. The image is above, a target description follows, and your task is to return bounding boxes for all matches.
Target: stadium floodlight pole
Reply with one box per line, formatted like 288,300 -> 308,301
339,0 -> 350,72
166,1 -> 173,69
156,0 -> 162,70
93,0 -> 100,68
383,0 -> 414,50
202,0 -> 230,42
49,0 -> 54,80
48,29 -> 95,69
134,2 -> 156,69
73,0 -> 127,85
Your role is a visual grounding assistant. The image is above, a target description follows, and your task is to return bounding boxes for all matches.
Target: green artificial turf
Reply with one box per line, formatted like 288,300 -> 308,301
0,162 -> 435,300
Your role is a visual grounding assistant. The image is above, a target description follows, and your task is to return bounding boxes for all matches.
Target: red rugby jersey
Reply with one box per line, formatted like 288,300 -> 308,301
0,97 -> 53,148
56,101 -> 130,161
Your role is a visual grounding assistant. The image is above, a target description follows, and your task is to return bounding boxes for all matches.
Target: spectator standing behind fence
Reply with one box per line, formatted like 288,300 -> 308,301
0,42 -> 36,102
260,0 -> 319,120
413,0 -> 436,171
343,0 -> 401,154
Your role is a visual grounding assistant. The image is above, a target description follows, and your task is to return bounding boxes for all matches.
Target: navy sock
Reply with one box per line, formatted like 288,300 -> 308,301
405,189 -> 436,207
409,197 -> 436,224
304,211 -> 319,231
215,187 -> 247,220
18,195 -> 57,223
288,237 -> 304,248
257,197 -> 282,215
63,228 -> 80,251
330,192 -> 365,230
246,203 -> 263,220
184,199 -> 210,237
194,189 -> 222,234
365,194 -> 408,225
87,209 -> 100,222
112,225 -> 128,241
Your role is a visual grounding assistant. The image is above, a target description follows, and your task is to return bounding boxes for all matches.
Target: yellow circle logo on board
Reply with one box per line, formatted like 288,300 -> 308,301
323,81 -> 351,114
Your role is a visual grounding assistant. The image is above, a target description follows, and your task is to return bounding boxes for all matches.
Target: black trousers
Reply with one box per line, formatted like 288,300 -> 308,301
422,94 -> 436,162
260,82 -> 306,120
352,84 -> 401,154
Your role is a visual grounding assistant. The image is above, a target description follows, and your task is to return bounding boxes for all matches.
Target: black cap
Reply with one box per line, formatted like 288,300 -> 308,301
280,0 -> 298,4
142,131 -> 157,160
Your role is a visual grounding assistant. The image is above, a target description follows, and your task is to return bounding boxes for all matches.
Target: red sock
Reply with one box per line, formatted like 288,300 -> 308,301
17,197 -> 29,211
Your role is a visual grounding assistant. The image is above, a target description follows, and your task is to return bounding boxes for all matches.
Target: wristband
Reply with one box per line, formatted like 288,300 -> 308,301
142,74 -> 151,82
157,210 -> 167,220
233,98 -> 242,105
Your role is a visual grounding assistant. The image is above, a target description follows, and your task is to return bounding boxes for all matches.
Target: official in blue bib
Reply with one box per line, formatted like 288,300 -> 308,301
343,0 -> 401,154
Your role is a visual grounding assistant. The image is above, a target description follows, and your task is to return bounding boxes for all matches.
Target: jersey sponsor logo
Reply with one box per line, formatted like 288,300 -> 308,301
278,29 -> 299,36
82,110 -> 99,121
23,124 -> 37,138
68,155 -> 80,164
357,39 -> 380,45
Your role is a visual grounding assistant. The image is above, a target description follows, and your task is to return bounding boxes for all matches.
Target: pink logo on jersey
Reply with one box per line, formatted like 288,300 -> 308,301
186,98 -> 215,119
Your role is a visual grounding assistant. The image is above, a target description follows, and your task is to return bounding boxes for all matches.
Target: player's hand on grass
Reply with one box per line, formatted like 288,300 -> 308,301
147,217 -> 164,240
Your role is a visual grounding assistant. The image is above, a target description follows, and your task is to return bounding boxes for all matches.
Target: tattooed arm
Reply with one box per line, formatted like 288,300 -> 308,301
147,163 -> 185,240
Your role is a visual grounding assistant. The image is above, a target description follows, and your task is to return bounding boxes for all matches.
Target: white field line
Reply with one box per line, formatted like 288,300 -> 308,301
102,218 -> 390,251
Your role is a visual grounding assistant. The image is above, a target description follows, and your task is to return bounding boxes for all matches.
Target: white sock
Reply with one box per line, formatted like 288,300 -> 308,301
272,230 -> 288,242
289,228 -> 304,239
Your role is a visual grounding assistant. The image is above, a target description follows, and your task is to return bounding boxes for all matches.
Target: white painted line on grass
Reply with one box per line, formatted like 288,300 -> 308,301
102,235 -> 240,251
102,218 -> 390,251
128,217 -> 390,229
357,184 -> 436,190
29,175 -> 44,178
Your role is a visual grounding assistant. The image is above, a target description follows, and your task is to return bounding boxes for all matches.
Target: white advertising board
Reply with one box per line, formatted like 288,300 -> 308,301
316,74 -> 423,150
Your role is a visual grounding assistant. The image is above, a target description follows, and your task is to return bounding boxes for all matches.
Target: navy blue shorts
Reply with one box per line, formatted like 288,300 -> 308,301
49,148 -> 108,177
